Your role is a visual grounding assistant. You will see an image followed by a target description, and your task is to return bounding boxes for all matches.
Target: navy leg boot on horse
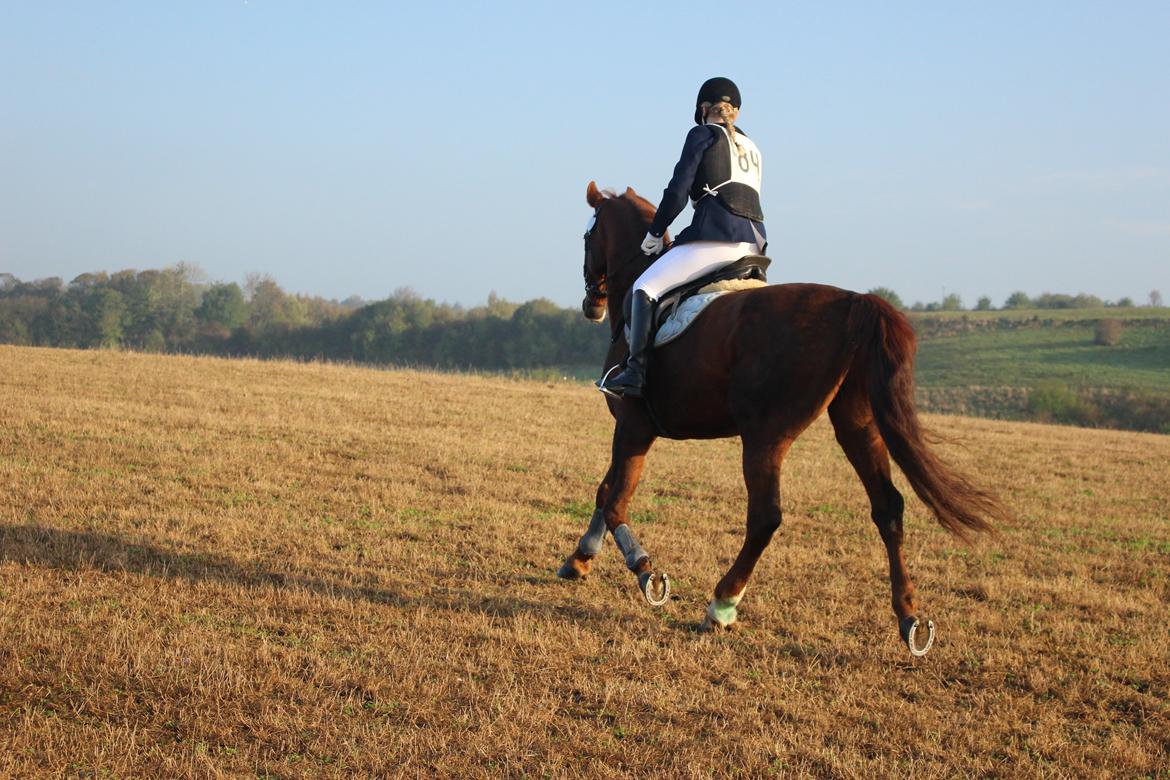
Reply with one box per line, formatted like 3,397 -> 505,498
599,290 -> 654,398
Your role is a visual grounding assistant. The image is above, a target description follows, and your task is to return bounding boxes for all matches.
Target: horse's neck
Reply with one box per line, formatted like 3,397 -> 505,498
607,241 -> 654,325
604,203 -> 658,329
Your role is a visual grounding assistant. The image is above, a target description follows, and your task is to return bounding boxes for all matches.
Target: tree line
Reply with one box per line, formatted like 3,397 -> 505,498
1,266 -> 1164,370
867,286 -> 1164,312
0,268 -> 606,370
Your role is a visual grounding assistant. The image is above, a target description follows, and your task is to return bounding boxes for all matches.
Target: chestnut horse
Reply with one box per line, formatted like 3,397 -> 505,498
558,181 -> 1008,655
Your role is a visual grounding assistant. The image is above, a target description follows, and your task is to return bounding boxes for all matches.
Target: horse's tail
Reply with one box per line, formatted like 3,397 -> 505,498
848,294 -> 1007,539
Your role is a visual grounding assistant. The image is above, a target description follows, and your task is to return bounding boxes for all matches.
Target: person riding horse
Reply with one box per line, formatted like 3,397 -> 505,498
599,76 -> 767,398
569,83 -> 1006,654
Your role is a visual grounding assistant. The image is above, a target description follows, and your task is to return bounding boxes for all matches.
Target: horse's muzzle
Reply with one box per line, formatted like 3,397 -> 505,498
582,296 -> 607,323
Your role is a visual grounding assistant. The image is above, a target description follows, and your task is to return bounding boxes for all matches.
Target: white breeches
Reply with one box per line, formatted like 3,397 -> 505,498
633,241 -> 758,300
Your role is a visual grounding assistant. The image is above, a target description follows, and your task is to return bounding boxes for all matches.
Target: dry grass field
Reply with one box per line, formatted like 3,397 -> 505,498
1,345 -> 1168,778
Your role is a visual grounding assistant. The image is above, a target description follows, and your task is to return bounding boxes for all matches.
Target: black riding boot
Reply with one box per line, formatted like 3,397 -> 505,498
599,290 -> 654,398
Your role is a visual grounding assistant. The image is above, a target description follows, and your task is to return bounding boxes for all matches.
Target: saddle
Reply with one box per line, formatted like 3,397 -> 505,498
623,254 -> 771,334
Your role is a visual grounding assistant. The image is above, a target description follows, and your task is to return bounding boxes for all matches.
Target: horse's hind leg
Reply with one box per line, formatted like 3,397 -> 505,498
557,464 -> 614,581
700,437 -> 790,631
828,383 -> 933,655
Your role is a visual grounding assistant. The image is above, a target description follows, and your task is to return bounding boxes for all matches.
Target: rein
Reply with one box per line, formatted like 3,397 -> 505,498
602,247 -> 661,343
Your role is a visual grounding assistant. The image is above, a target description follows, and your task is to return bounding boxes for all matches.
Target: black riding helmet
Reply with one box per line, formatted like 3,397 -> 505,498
694,77 -> 741,124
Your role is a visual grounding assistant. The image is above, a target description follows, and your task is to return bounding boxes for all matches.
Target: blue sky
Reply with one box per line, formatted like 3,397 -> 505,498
2,1 -> 1167,308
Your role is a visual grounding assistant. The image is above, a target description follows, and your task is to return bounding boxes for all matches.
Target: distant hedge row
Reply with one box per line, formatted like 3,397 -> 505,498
1027,382 -> 1170,434
917,384 -> 1170,434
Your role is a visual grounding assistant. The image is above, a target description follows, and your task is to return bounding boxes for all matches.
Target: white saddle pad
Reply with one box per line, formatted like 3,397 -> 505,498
625,279 -> 768,347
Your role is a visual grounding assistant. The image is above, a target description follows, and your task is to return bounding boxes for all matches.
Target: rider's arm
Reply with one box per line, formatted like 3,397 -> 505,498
647,125 -> 717,238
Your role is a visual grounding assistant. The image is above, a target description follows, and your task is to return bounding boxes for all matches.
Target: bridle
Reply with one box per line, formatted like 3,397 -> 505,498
582,208 -> 607,307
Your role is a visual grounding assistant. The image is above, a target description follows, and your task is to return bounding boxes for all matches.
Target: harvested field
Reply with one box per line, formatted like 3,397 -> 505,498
1,345 -> 1168,777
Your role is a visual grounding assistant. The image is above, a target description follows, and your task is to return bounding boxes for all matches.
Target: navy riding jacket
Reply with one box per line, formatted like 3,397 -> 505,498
647,124 -> 767,248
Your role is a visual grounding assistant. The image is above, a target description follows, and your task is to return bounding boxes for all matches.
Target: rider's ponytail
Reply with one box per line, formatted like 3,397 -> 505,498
707,101 -> 742,154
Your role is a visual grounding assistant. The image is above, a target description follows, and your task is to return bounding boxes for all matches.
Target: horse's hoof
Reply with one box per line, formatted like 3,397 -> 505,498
557,556 -> 590,581
899,616 -> 935,657
638,571 -> 670,607
697,598 -> 744,636
698,614 -> 731,633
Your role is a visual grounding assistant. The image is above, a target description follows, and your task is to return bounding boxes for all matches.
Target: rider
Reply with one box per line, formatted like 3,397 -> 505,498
600,76 -> 766,398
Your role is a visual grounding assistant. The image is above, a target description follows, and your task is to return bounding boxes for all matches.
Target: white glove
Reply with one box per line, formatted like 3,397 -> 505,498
640,232 -> 664,255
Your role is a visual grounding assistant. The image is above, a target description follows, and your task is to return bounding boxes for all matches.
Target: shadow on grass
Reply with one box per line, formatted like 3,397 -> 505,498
0,523 -> 620,624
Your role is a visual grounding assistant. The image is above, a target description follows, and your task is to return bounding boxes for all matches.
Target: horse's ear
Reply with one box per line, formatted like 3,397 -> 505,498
586,180 -> 605,208
624,186 -> 637,198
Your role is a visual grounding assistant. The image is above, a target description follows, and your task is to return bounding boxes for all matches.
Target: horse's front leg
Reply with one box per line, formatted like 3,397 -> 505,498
556,463 -> 614,581
558,419 -> 668,606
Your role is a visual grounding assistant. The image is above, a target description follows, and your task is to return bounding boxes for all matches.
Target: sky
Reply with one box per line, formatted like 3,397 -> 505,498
1,1 -> 1168,309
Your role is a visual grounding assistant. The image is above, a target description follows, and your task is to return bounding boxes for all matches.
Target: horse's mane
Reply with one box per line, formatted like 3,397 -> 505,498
618,188 -> 657,228
594,184 -> 657,229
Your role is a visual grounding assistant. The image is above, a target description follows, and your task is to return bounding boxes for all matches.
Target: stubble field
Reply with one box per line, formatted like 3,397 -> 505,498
1,345 -> 1168,778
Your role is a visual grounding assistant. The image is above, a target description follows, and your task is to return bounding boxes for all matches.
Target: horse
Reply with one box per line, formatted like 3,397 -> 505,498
557,181 -> 1009,656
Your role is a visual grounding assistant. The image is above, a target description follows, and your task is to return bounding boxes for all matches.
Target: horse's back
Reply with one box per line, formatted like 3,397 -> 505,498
661,281 -> 858,364
647,283 -> 862,437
